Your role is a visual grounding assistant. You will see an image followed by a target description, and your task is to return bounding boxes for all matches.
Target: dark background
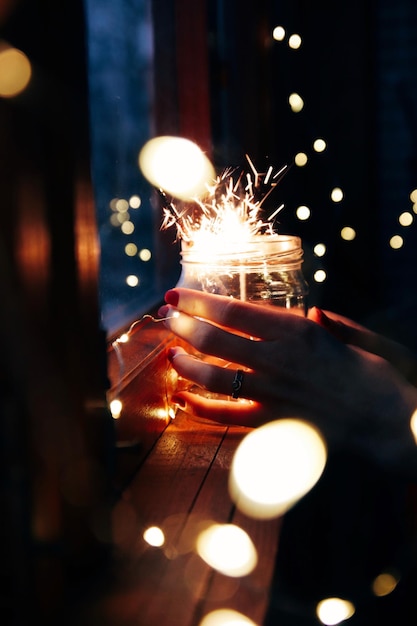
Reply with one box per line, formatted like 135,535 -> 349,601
206,0 -> 417,348
84,0 -> 417,347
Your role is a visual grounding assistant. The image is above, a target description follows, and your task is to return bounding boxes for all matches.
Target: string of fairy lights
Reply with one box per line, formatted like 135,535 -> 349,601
99,24 -> 417,302
1,21 -> 416,299
271,24 -> 417,275
106,22 -> 417,626
3,14 -> 417,626
106,19 -> 417,418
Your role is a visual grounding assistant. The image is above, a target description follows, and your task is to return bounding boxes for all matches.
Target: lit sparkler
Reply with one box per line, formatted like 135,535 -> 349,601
159,155 -> 289,249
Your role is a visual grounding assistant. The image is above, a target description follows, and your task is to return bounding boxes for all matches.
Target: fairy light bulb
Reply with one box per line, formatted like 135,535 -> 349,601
199,609 -> 257,626
273,26 -> 286,41
289,92 -> 304,112
229,419 -> 327,519
288,33 -> 302,49
138,136 -> 215,201
196,523 -> 258,577
313,138 -> 327,152
316,597 -> 355,625
330,187 -> 344,203
143,525 -> 165,547
0,45 -> 32,97
341,226 -> 356,241
314,269 -> 327,283
109,311 -> 181,421
110,399 -> 122,419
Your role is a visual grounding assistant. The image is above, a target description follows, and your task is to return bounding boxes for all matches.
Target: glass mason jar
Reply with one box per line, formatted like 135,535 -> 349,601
166,234 -> 309,419
176,234 -> 308,313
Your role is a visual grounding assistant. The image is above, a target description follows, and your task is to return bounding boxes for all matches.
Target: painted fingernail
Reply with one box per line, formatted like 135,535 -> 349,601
312,307 -> 331,327
313,307 -> 347,340
167,347 -> 176,362
171,395 -> 186,408
158,305 -> 169,318
165,289 -> 179,306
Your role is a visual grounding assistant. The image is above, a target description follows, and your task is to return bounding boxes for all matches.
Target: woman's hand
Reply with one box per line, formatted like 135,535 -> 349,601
309,307 -> 417,386
158,288 -> 417,473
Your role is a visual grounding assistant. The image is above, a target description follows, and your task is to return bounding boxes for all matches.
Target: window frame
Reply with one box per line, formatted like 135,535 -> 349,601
106,0 -> 213,472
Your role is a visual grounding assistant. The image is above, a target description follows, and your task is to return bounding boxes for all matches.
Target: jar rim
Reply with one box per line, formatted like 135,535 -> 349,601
180,234 -> 303,264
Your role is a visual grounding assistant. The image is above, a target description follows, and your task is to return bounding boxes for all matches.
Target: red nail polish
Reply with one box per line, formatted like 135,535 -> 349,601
171,395 -> 186,408
158,305 -> 169,318
165,289 -> 179,306
313,307 -> 347,341
314,307 -> 331,327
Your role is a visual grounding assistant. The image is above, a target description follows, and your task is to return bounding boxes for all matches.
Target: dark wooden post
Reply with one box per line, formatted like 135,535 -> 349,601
0,1 -> 114,623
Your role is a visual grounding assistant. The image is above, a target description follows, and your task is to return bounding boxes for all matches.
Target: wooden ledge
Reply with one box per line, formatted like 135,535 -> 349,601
102,317 -> 281,625
83,410 -> 281,626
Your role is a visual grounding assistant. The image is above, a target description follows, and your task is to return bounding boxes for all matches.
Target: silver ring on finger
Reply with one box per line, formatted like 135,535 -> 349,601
231,369 -> 245,399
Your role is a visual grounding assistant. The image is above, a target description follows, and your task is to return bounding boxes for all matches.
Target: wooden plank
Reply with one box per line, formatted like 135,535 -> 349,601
80,412 -> 279,626
139,421 -> 251,626
100,411 -> 230,626
193,428 -> 282,626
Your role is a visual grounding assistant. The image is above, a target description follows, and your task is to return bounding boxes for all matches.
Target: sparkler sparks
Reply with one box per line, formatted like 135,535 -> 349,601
159,156 -> 289,248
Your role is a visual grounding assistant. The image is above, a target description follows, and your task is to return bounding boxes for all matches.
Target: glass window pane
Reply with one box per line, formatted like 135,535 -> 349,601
85,0 -> 180,336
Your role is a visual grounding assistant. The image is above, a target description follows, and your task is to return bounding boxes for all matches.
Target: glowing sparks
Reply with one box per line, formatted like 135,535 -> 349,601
160,156 -> 288,250
139,137 -> 289,252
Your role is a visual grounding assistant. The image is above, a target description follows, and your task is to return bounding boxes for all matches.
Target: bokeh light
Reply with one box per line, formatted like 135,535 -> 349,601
314,243 -> 326,257
316,597 -> 355,625
129,194 -> 141,208
295,152 -> 308,167
272,25 -> 285,41
126,274 -> 139,287
409,189 -> 417,203
330,187 -> 344,203
116,198 -> 129,212
143,525 -> 165,547
340,226 -> 356,241
139,248 -> 152,261
116,212 -> 130,224
288,33 -> 302,49
296,205 -> 311,220
372,571 -> 399,597
288,92 -> 304,112
196,523 -> 257,577
109,398 -> 122,419
410,409 -> 417,443
313,138 -> 327,152
398,211 -> 413,227
389,234 -> 403,249
125,243 -> 138,256
121,221 -> 135,234
0,44 -> 31,97
314,269 -> 327,283
229,419 -> 327,519
199,609 -> 258,626
138,136 -> 216,200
